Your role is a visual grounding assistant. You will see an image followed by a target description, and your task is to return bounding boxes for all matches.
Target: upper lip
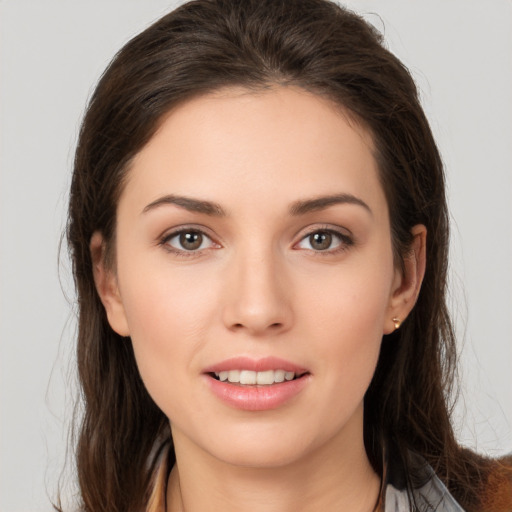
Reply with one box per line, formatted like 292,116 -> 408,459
203,356 -> 308,374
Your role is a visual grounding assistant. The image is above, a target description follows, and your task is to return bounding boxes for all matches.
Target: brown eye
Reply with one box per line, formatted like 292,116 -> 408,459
295,228 -> 351,253
309,231 -> 333,251
179,231 -> 203,250
163,229 -> 216,253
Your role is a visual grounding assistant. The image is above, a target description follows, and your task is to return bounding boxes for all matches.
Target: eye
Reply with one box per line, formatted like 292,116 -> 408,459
162,229 -> 217,253
295,229 -> 352,253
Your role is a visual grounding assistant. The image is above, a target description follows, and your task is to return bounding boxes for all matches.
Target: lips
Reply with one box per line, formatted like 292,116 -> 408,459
203,356 -> 308,375
203,357 -> 311,411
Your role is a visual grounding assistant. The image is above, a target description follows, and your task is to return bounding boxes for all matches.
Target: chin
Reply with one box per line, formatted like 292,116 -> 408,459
197,420 -> 331,469
212,440 -> 310,469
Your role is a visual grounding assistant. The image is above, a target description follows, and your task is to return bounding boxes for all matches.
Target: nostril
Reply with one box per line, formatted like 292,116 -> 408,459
229,321 -> 286,334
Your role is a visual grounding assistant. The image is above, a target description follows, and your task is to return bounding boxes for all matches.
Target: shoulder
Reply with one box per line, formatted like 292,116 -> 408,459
383,448 -> 512,512
383,449 -> 466,511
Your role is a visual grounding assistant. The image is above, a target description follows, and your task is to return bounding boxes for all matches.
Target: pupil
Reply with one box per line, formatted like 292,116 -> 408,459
311,232 -> 331,250
180,232 -> 202,250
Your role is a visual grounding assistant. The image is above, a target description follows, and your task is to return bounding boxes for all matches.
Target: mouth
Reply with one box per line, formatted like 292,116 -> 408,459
208,369 -> 309,386
204,358 -> 311,410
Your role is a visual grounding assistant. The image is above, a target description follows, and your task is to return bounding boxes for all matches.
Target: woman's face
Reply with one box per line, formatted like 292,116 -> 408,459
95,87 -> 420,468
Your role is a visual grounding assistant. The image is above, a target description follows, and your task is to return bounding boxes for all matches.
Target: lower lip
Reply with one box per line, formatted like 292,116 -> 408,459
204,374 -> 310,411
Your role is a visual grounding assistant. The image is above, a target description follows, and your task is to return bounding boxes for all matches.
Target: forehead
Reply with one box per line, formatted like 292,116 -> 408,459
122,86 -> 384,216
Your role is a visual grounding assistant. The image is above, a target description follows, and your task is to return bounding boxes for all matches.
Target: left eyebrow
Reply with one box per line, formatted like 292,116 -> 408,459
289,193 -> 372,216
142,194 -> 227,216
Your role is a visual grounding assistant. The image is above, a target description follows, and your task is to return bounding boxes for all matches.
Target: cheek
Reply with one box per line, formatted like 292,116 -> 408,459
120,252 -> 220,334
300,254 -> 393,387
302,254 -> 393,336
116,258 -> 221,404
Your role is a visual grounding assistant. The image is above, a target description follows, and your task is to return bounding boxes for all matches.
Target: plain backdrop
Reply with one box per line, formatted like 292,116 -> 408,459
1,1 -> 511,510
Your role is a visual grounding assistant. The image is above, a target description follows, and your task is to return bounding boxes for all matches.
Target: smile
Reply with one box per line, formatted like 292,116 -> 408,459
204,357 -> 311,411
213,369 -> 299,385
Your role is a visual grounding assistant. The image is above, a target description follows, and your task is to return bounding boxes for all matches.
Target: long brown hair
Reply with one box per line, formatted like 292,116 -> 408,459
66,1 -> 492,510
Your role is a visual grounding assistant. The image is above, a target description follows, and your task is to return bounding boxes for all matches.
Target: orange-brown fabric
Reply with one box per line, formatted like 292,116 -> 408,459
479,455 -> 512,512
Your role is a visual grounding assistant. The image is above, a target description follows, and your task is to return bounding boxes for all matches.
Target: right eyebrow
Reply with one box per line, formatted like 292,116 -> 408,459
289,193 -> 372,216
141,194 -> 227,217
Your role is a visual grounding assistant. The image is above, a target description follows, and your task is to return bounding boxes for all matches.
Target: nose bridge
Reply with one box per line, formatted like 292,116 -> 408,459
222,240 -> 292,335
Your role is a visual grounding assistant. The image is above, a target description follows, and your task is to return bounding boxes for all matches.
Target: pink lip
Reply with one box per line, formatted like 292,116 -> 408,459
202,356 -> 311,411
203,356 -> 308,374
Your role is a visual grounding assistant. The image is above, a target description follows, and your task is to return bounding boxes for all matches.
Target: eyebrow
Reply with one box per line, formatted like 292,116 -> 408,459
289,193 -> 372,216
142,192 -> 371,217
142,195 -> 226,216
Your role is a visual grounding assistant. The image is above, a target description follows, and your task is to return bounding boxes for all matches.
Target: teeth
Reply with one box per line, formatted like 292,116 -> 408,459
228,370 -> 240,383
256,370 -> 274,385
239,370 -> 257,385
214,369 -> 298,385
274,369 -> 285,383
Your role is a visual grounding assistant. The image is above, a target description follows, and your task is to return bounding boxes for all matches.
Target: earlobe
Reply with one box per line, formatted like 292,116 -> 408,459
384,224 -> 427,334
90,232 -> 130,337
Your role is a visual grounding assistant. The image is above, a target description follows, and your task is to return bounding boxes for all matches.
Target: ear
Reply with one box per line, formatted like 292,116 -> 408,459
90,231 -> 130,337
384,224 -> 427,334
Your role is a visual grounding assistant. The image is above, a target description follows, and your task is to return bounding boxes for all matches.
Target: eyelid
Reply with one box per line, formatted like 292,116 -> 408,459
293,224 -> 354,253
158,225 -> 222,256
157,223 -> 354,257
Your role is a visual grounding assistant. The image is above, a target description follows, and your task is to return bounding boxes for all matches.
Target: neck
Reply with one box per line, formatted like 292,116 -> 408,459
166,414 -> 381,512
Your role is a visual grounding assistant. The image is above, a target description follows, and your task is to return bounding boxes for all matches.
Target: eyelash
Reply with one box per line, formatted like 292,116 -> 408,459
295,226 -> 354,255
159,227 -> 218,258
159,226 -> 354,258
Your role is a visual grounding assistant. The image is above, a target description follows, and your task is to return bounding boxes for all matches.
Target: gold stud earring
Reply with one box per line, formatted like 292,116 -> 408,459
392,317 -> 401,330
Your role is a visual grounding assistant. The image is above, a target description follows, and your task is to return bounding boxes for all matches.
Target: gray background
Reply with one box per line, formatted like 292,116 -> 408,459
1,1 -> 511,510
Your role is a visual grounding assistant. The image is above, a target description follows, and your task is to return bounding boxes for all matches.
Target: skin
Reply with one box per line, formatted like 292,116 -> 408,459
92,86 -> 426,512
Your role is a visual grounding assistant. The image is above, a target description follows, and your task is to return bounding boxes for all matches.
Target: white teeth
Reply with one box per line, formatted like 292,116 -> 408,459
214,369 -> 298,385
228,370 -> 240,383
239,370 -> 257,385
274,369 -> 285,383
256,370 -> 274,385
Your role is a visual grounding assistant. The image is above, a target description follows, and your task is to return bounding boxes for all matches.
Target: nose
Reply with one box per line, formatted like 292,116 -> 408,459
221,247 -> 293,337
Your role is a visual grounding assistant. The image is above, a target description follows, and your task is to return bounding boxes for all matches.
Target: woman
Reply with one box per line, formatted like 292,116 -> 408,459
65,0 -> 511,511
